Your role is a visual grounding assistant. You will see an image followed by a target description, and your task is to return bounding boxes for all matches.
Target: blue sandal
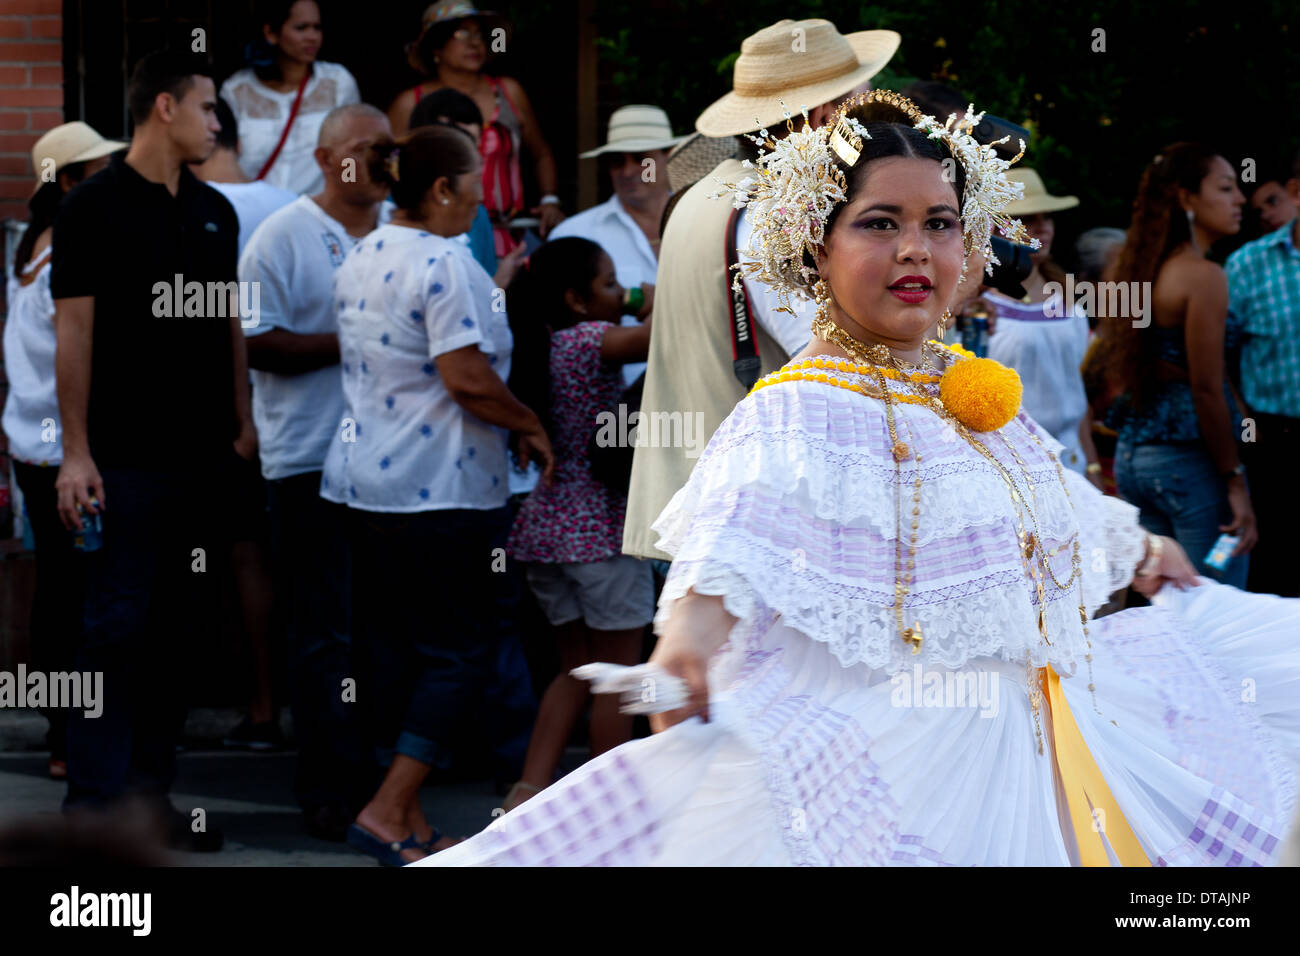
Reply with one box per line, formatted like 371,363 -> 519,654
418,828 -> 446,854
346,823 -> 427,866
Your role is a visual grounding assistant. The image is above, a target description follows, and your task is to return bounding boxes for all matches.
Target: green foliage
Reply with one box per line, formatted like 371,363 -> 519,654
589,0 -> 1297,252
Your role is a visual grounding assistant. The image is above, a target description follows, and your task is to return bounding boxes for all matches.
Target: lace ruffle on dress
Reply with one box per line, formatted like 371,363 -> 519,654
416,369 -> 1300,867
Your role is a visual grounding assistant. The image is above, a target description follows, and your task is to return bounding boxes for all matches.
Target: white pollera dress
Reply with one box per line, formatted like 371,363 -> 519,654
415,352 -> 1300,866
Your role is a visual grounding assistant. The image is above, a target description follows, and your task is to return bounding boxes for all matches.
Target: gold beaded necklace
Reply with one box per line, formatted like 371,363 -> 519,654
805,319 -> 1108,747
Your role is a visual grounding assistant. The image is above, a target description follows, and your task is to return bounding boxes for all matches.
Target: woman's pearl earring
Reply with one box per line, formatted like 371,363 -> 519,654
441,199 -> 450,206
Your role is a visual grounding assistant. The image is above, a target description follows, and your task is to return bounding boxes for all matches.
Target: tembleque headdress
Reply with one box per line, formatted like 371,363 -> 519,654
713,89 -> 1039,315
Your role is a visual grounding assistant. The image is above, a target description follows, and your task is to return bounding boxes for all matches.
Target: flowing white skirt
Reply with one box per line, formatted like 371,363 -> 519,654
414,580 -> 1300,866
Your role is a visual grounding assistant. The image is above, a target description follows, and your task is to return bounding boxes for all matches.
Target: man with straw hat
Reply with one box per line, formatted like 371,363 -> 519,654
549,104 -> 685,384
623,19 -> 900,562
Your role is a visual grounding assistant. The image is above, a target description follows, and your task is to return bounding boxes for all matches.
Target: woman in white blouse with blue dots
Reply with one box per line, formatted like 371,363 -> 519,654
322,124 -> 553,865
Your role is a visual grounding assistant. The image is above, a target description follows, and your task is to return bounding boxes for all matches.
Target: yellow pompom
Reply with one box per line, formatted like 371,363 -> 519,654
938,357 -> 1022,432
943,341 -> 976,359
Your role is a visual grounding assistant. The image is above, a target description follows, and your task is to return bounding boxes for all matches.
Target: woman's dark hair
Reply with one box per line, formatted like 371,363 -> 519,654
13,161 -> 90,274
505,237 -> 607,438
826,101 -> 966,234
1082,142 -> 1220,409
801,100 -> 966,275
250,0 -> 320,84
366,125 -> 479,214
409,87 -> 483,131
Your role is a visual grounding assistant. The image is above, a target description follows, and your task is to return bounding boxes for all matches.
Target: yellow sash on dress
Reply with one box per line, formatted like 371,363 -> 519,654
1043,666 -> 1151,866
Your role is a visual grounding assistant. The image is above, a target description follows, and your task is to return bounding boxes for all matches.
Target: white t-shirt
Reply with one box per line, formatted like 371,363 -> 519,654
985,290 -> 1092,473
321,226 -> 514,512
210,180 -> 297,255
734,206 -> 813,358
2,249 -> 60,464
220,61 -> 360,195
547,193 -> 657,385
239,195 -> 362,480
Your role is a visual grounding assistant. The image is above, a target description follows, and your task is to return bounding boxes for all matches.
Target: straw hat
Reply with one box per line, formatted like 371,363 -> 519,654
580,105 -> 686,158
29,122 -> 125,195
1003,169 -> 1079,216
666,132 -> 738,193
695,19 -> 901,137
407,1 -> 511,73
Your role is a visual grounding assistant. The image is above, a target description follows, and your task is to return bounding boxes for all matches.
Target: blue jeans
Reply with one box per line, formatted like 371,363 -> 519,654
266,472 -> 369,812
64,464 -> 228,810
1114,441 -> 1249,588
348,505 -> 528,768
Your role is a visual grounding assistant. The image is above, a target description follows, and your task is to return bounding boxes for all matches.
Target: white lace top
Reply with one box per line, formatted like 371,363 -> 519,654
650,359 -> 1148,677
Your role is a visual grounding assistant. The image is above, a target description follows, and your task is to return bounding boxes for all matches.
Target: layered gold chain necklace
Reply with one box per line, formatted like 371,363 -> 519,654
806,318 -> 1104,753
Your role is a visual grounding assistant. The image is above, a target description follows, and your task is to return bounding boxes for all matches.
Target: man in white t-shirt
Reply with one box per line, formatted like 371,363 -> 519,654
190,98 -> 296,255
547,105 -> 680,385
238,102 -> 391,841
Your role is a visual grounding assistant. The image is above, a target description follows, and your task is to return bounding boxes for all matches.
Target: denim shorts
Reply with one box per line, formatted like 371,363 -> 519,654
525,554 -> 655,631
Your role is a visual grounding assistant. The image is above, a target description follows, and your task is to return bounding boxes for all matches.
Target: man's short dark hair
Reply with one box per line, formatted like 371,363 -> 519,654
128,50 -> 212,126
213,97 -> 238,152
409,87 -> 484,131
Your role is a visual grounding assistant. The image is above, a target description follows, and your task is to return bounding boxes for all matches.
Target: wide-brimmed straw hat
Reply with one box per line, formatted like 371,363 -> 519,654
406,1 -> 512,73
29,122 -> 124,195
580,105 -> 686,158
666,132 -> 738,193
695,19 -> 901,137
1003,169 -> 1079,216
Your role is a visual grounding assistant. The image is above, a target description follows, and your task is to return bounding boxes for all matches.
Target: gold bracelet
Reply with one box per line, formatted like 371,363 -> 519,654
1085,462 -> 1102,475
1137,533 -> 1163,576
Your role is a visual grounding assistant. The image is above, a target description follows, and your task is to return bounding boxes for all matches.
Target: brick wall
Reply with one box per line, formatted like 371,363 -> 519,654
0,0 -> 63,223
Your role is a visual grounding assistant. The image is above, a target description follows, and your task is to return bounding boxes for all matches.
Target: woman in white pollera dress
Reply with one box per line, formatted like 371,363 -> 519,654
414,91 -> 1300,867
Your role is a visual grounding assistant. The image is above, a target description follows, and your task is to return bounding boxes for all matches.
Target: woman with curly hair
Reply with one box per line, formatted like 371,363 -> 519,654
1084,143 -> 1256,587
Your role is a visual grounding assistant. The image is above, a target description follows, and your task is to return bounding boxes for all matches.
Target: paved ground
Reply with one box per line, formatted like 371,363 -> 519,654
0,708 -> 583,866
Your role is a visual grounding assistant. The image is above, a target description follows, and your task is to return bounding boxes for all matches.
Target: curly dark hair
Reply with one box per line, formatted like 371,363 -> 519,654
1081,142 -> 1219,410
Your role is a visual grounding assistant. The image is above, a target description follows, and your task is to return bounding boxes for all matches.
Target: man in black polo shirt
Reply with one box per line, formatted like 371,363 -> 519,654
51,50 -> 255,850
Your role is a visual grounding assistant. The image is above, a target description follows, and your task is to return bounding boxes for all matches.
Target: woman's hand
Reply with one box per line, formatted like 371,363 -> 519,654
1131,534 -> 1199,597
515,425 -> 554,485
493,243 -> 528,289
1221,475 -> 1258,557
647,636 -> 711,733
646,591 -> 736,732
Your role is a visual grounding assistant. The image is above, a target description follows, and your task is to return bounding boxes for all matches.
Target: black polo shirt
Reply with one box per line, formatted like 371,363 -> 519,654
51,152 -> 239,469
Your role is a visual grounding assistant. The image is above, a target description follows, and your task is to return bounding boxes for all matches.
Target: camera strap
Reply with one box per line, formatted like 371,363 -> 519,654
725,207 -> 761,388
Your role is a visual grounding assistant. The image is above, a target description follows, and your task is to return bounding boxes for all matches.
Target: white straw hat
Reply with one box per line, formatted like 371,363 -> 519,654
695,19 -> 901,137
1003,169 -> 1079,216
579,105 -> 686,158
29,122 -> 125,195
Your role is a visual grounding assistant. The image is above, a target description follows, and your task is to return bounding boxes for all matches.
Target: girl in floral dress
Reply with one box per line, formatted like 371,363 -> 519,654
499,237 -> 655,813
